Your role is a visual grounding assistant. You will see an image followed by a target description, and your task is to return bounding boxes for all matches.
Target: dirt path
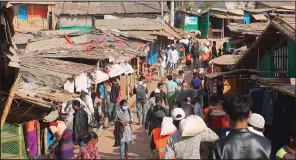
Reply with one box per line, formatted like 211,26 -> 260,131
89,62 -> 193,159
97,79 -> 159,159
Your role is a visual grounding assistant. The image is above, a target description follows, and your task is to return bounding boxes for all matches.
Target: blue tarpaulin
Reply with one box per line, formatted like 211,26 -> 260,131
18,5 -> 28,19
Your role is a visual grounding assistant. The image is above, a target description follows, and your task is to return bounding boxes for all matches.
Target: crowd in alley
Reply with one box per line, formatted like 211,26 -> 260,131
26,39 -> 294,159
2,2 -> 295,159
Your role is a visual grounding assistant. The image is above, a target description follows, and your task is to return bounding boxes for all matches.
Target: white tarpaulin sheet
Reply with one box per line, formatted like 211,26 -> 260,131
89,69 -> 110,84
107,64 -> 126,78
120,63 -> 135,75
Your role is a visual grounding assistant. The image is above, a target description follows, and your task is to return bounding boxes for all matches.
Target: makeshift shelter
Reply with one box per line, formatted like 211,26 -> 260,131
55,2 -> 169,30
231,16 -> 295,153
10,2 -> 56,30
198,8 -> 245,39
255,2 -> 295,11
234,15 -> 296,78
95,18 -> 182,64
227,23 -> 268,48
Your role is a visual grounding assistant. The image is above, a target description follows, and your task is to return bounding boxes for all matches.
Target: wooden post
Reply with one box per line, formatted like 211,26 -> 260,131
37,121 -> 41,155
222,18 -> 225,38
19,124 -> 22,159
1,74 -> 20,130
94,84 -> 98,93
137,57 -> 140,76
126,75 -> 129,99
257,48 -> 260,70
44,128 -> 48,154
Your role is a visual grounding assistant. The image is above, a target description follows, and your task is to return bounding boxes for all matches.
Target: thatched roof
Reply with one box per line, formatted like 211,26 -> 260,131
234,16 -> 296,69
55,2 -> 169,16
227,23 -> 268,35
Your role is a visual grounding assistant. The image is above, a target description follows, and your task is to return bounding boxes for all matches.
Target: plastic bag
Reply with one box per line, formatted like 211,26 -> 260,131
161,117 -> 176,136
88,115 -> 100,128
179,115 -> 207,137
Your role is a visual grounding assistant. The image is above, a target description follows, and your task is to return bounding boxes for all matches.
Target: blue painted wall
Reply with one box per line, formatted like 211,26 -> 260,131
147,43 -> 159,64
243,13 -> 251,24
18,5 -> 28,19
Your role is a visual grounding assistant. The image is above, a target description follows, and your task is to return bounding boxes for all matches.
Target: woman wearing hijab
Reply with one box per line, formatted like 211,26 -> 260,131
113,100 -> 134,160
43,110 -> 74,159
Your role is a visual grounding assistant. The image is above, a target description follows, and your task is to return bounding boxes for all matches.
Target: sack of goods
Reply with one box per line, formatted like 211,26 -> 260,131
179,115 -> 207,137
161,117 -> 177,136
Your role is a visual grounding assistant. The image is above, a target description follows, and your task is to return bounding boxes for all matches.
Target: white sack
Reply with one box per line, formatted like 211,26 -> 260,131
161,117 -> 176,136
179,115 -> 207,137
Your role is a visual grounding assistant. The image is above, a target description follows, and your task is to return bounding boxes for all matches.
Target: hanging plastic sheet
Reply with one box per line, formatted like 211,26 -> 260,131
107,64 -> 126,78
120,63 -> 135,75
88,69 -> 110,84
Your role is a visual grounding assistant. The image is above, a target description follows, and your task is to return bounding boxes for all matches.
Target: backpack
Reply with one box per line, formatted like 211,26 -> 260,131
191,45 -> 199,58
174,77 -> 183,90
135,83 -> 146,100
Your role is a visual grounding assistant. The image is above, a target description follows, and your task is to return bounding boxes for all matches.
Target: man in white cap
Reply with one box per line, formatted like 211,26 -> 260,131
170,44 -> 179,72
149,88 -> 162,108
164,108 -> 186,159
77,88 -> 94,125
165,45 -> 171,70
248,113 -> 265,137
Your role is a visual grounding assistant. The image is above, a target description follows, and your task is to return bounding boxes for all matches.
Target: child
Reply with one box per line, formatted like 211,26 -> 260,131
186,53 -> 192,68
145,64 -> 153,82
77,132 -> 100,159
91,92 -> 104,127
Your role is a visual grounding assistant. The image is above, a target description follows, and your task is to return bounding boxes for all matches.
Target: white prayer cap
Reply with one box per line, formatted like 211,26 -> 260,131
249,113 -> 265,129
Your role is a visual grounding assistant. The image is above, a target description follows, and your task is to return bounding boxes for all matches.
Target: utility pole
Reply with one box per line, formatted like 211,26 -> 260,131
161,1 -> 164,26
170,1 -> 174,27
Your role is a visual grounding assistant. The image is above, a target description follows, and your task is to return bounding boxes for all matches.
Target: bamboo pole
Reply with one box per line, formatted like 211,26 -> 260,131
44,128 -> 48,154
37,121 -> 41,155
257,48 -> 260,70
1,74 -> 20,130
126,75 -> 129,100
137,57 -> 140,76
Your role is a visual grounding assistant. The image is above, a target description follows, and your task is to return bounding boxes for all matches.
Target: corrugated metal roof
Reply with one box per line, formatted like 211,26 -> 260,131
55,2 -> 169,16
209,55 -> 241,65
211,14 -> 244,20
227,23 -> 268,35
251,14 -> 268,21
10,2 -> 55,5
95,18 -> 162,31
258,2 -> 295,10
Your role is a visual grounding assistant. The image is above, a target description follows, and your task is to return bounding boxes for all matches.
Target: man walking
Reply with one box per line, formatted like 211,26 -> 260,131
72,100 -> 89,148
163,75 -> 179,115
133,76 -> 148,125
149,83 -> 168,107
145,98 -> 168,135
170,44 -> 179,72
208,93 -> 272,159
190,41 -> 200,69
109,78 -> 120,124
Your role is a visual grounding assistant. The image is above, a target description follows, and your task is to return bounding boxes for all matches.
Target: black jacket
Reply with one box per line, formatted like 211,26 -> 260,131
208,128 -> 272,159
145,106 -> 167,135
113,121 -> 124,147
110,84 -> 120,103
190,44 -> 199,58
73,108 -> 89,143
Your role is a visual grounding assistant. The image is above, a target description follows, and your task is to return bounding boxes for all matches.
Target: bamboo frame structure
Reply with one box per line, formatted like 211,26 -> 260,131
1,74 -> 20,130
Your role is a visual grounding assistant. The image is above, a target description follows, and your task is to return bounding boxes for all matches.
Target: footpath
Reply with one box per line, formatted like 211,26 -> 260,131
96,78 -> 159,159
74,62 -> 191,158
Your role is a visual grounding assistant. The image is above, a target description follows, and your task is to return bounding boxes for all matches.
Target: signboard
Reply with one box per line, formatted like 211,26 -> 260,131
185,16 -> 197,25
184,16 -> 198,31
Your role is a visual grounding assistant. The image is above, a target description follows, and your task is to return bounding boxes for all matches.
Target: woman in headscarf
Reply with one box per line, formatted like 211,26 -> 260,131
43,109 -> 74,159
113,99 -> 133,160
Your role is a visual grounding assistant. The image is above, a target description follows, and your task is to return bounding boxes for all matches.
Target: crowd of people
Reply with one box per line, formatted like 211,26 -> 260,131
37,40 -> 295,160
